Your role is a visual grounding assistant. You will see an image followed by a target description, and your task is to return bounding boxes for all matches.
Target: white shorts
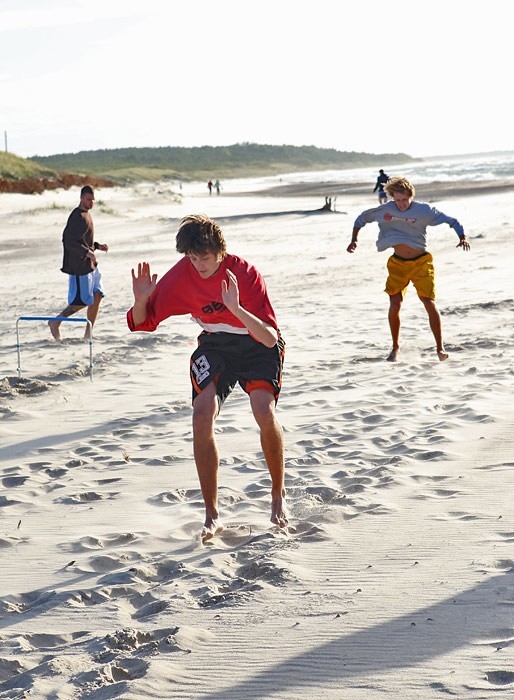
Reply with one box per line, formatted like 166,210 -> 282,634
68,267 -> 105,306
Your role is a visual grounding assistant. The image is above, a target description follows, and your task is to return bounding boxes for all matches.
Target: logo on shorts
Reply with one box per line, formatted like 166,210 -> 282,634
192,354 -> 211,384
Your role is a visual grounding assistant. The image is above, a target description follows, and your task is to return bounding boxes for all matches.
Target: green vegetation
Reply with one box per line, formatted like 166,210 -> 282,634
0,151 -> 56,179
31,143 -> 416,182
1,143 -> 417,193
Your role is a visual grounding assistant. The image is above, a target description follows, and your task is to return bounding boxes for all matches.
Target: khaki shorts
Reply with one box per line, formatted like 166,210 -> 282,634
385,252 -> 435,300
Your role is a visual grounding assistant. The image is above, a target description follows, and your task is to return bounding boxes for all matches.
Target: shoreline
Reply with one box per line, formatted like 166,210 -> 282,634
237,177 -> 514,200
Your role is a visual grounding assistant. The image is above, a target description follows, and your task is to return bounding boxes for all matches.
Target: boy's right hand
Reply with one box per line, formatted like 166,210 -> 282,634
131,262 -> 158,301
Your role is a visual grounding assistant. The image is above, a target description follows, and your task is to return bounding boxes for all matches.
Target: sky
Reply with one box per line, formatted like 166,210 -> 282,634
1,0 -> 512,160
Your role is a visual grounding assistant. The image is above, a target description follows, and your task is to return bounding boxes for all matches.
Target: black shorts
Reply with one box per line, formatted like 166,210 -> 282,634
190,331 -> 285,407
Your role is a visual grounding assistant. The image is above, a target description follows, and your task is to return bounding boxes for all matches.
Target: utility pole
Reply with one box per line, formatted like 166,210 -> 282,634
4,131 -> 7,153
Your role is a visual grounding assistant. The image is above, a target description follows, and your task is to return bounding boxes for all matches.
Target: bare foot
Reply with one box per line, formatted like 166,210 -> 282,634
201,518 -> 224,543
271,494 -> 288,529
84,326 -> 93,341
48,321 -> 61,341
386,348 -> 399,362
437,350 -> 449,361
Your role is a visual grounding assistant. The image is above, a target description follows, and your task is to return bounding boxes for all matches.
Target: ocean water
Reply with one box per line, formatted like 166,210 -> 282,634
224,151 -> 514,193
392,151 -> 514,183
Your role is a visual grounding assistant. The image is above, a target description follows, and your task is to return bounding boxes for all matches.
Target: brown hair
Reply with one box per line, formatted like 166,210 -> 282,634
384,176 -> 415,199
176,214 -> 227,258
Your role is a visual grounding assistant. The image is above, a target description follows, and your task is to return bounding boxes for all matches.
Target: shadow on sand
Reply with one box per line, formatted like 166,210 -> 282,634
199,569 -> 514,698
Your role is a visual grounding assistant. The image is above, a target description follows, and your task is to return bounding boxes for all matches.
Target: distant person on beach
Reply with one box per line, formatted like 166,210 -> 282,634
373,169 -> 390,203
49,185 -> 109,341
207,179 -> 213,195
127,214 -> 288,541
214,179 -> 221,195
347,176 -> 470,362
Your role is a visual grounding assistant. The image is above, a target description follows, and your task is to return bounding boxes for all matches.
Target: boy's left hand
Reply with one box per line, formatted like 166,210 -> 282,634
221,269 -> 240,313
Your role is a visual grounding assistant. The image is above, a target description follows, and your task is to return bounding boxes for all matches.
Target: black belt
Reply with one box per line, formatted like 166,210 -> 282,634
393,251 -> 429,262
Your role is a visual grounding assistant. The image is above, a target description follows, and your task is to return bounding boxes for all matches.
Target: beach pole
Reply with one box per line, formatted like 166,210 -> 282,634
16,316 -> 94,381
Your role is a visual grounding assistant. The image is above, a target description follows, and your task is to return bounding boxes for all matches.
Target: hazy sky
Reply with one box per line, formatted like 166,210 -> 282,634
1,0 -> 511,159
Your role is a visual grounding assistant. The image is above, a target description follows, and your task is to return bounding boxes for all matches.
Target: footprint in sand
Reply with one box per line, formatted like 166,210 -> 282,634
0,535 -> 29,549
131,598 -> 170,620
56,491 -> 112,504
1,475 -> 30,487
486,670 -> 514,686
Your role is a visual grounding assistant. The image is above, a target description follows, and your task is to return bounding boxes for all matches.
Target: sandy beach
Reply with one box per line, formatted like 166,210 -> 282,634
1,173 -> 514,699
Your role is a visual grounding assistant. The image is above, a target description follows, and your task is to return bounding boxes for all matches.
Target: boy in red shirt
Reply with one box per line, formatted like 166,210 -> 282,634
127,214 -> 287,541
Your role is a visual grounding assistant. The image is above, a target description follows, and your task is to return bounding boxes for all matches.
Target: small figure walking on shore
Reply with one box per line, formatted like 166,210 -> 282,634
347,176 -> 470,362
373,169 -> 390,204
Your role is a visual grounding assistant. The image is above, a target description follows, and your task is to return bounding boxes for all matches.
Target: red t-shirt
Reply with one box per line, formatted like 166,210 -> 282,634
127,254 -> 277,337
